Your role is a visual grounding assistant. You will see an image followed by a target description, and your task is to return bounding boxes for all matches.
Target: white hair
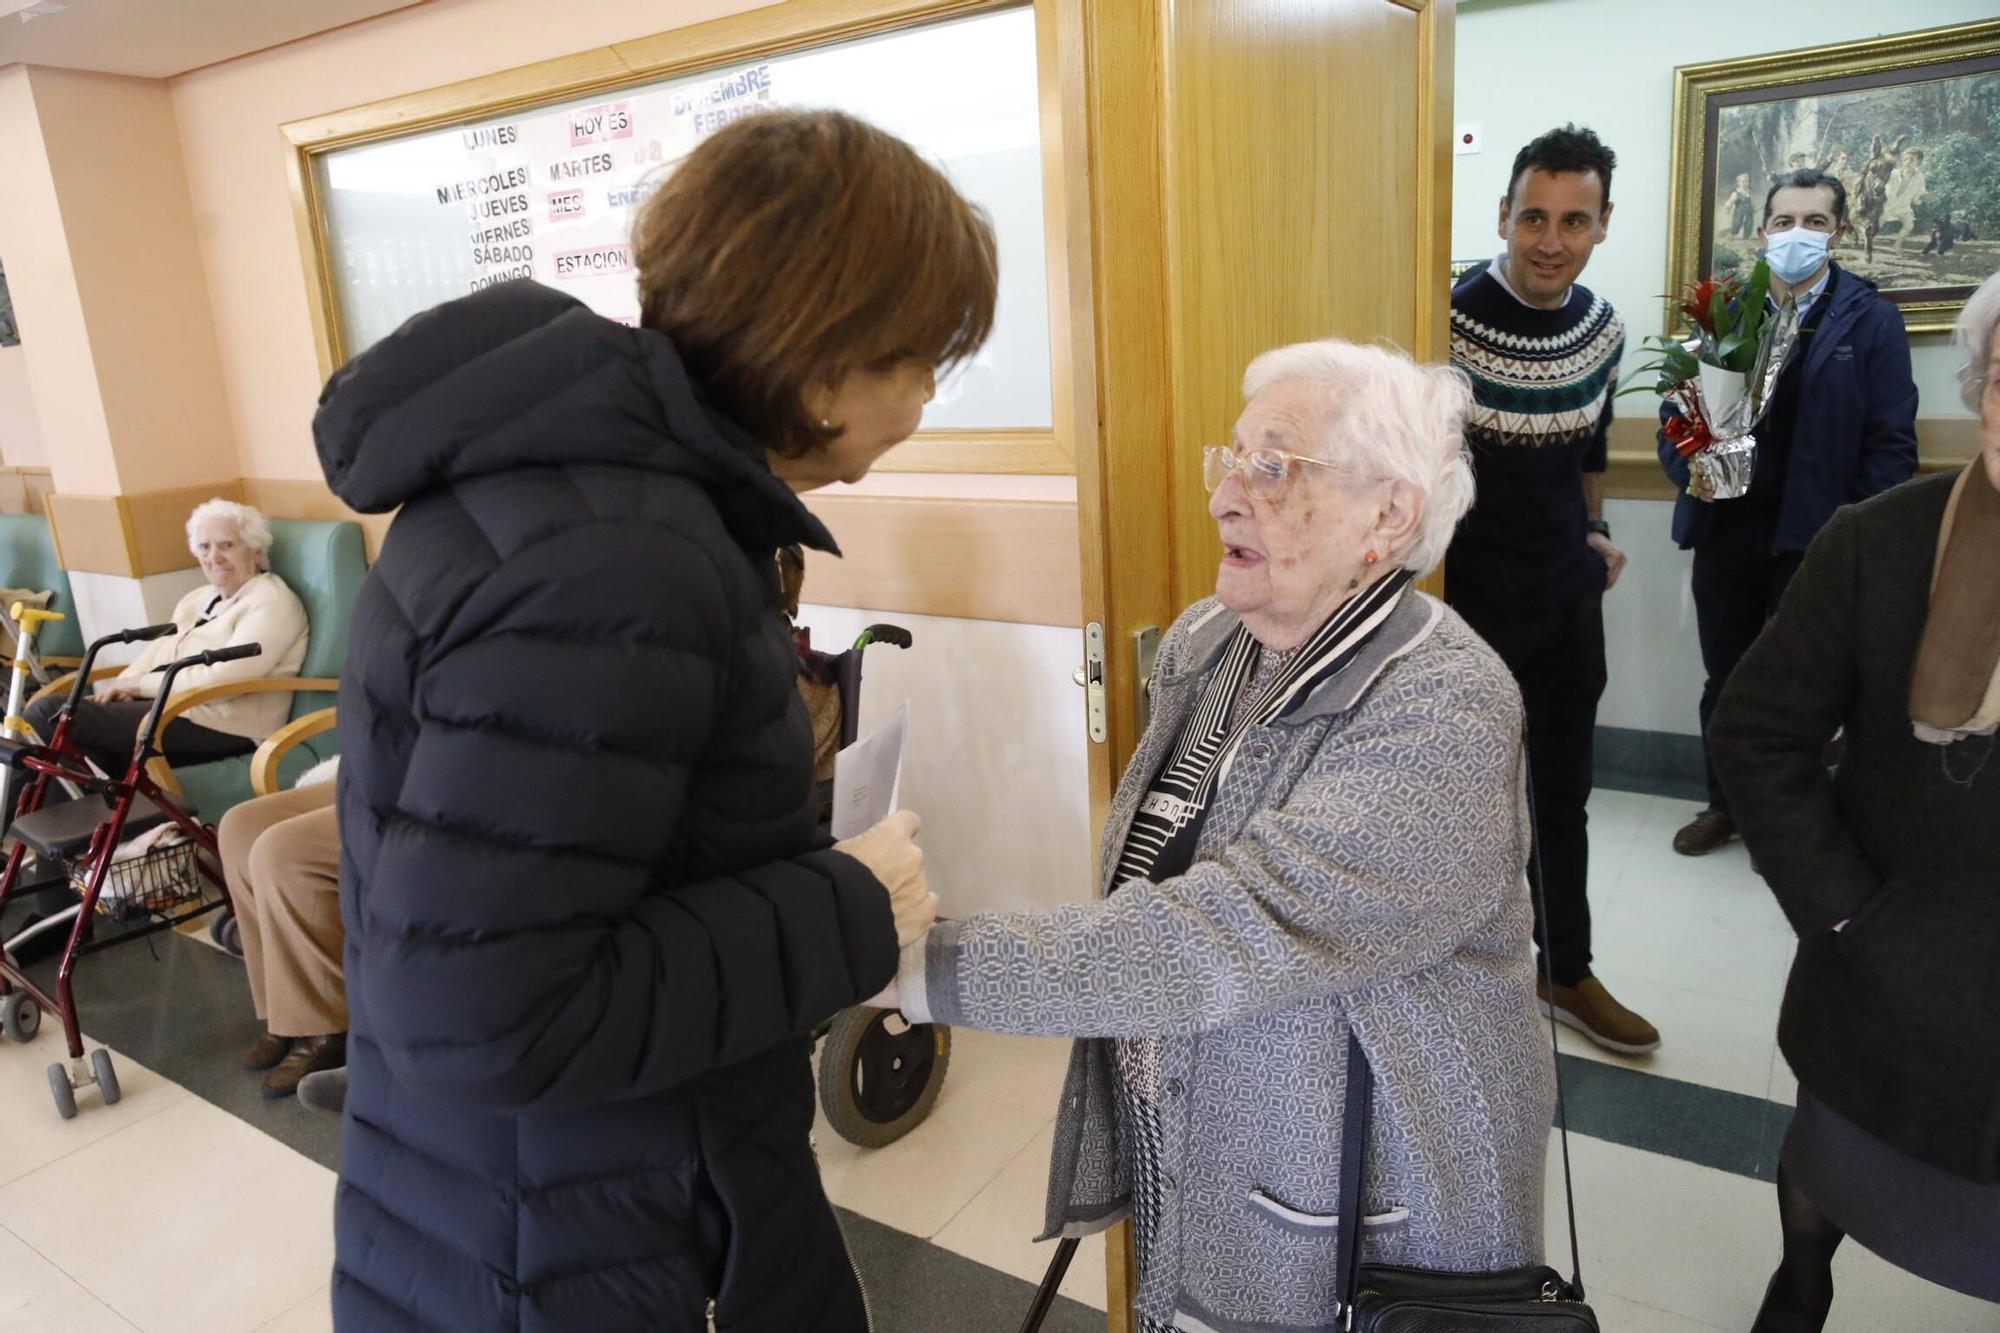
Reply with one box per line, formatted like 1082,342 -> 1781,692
1240,338 -> 1475,577
185,498 -> 273,566
1954,269 -> 2000,414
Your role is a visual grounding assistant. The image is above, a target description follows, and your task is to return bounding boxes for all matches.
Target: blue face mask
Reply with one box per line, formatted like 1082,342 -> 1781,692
1762,226 -> 1830,285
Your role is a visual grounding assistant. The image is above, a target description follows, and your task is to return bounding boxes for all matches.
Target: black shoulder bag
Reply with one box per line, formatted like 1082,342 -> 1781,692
1332,769 -> 1599,1330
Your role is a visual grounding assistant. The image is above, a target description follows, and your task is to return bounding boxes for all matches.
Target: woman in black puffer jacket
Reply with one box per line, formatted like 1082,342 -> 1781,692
313,110 -> 995,1331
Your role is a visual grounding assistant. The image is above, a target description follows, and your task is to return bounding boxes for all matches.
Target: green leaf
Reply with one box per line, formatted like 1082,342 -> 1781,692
1741,261 -> 1771,342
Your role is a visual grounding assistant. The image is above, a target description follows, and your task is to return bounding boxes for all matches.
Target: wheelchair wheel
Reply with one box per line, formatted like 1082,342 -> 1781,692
1,990 -> 39,1043
818,1007 -> 950,1149
210,910 -> 242,957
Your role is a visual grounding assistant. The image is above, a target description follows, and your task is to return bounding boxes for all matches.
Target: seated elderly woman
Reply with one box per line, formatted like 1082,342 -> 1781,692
882,339 -> 1556,1332
220,759 -> 345,1102
26,499 -> 308,776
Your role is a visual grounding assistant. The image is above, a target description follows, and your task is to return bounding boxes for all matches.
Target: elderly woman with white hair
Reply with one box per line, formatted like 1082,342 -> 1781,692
878,339 -> 1555,1331
1716,269 -> 2000,1330
27,498 -> 308,777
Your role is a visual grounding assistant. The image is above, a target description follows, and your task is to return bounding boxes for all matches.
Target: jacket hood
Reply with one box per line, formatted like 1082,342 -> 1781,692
312,280 -> 837,554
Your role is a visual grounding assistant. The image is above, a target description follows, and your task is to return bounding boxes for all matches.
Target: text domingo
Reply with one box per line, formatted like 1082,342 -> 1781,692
471,267 -> 531,292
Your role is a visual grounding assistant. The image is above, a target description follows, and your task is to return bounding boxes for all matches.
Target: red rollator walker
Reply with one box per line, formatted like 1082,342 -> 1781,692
0,625 -> 256,1118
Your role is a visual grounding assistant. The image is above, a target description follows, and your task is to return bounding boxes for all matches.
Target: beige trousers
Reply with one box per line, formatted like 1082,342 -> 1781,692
216,782 -> 344,1037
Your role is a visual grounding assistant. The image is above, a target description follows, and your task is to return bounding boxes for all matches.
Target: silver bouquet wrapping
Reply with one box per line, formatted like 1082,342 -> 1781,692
1686,298 -> 1804,500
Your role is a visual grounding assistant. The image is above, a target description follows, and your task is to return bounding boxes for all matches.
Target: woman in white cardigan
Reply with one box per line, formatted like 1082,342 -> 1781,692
28,499 -> 308,777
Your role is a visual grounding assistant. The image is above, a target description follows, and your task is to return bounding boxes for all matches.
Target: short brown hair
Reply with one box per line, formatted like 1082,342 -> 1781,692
635,109 -> 998,457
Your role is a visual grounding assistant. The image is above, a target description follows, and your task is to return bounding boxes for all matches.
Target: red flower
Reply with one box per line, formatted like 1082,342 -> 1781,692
1676,275 -> 1741,335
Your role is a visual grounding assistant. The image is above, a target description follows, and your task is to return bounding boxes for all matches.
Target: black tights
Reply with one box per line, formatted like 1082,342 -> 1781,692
1751,1165 -> 1844,1332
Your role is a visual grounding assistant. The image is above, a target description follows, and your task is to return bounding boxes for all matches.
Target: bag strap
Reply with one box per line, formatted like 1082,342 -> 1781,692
1333,1029 -> 1373,1320
1331,762 -> 1586,1323
1527,766 -> 1587,1297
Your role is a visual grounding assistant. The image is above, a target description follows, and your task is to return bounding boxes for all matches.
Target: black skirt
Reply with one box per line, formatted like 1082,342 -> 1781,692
1782,1089 -> 2000,1301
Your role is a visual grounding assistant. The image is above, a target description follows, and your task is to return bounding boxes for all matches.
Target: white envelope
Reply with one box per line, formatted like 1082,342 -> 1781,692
830,701 -> 910,839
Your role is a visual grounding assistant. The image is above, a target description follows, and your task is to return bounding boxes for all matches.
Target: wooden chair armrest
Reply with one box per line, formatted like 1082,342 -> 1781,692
154,676 -> 342,729
28,666 -> 124,709
251,708 -> 339,797
150,676 -> 340,796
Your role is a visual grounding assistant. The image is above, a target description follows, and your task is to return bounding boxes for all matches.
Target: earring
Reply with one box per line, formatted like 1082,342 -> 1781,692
1364,549 -> 1379,565
818,418 -> 835,431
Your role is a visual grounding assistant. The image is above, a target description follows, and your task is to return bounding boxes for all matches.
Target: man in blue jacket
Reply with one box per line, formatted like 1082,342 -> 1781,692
1660,168 -> 1918,855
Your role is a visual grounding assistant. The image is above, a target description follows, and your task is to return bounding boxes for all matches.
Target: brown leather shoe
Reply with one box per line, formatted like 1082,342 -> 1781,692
261,1033 -> 347,1100
1538,976 -> 1661,1055
1672,809 -> 1737,856
242,1028 -> 292,1072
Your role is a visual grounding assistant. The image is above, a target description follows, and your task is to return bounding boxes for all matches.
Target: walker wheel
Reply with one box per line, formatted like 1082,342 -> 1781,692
89,1049 -> 120,1105
47,1062 -> 76,1120
818,1007 -> 950,1148
1,991 -> 39,1043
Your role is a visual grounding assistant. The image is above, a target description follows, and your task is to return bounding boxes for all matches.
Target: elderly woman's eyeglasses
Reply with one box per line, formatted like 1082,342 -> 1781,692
1201,445 -> 1368,499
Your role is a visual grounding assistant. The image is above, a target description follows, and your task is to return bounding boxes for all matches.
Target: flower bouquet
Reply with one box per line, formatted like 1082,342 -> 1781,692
1620,259 -> 1804,500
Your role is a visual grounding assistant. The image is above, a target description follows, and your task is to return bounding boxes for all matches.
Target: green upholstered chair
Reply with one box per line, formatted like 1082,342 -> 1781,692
0,513 -> 86,664
152,518 -> 366,820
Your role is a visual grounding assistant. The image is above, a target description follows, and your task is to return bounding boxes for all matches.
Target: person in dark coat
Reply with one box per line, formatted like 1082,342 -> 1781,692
1712,268 -> 2000,1331
1659,169 -> 1919,858
312,109 -> 996,1332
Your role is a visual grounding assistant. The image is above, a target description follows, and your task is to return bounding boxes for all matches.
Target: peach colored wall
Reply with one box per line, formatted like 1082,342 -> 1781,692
0,65 -> 116,492
31,67 -> 238,496
169,0 -> 779,483
0,346 -> 48,469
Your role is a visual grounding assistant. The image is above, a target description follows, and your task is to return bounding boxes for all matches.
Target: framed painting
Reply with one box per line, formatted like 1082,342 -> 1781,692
1667,19 -> 2000,333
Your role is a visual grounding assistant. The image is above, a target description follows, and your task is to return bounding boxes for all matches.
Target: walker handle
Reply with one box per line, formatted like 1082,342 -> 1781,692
10,605 -> 65,629
197,643 -> 261,667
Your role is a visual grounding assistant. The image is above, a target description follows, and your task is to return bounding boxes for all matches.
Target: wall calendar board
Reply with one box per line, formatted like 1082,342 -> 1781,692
308,6 -> 1052,433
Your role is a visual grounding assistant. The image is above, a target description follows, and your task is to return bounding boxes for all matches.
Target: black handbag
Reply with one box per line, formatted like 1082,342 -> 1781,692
1332,1030 -> 1597,1330
1333,767 -> 1598,1331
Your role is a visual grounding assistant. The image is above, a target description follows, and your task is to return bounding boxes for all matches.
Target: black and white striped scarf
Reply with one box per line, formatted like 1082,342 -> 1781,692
1113,569 -> 1415,887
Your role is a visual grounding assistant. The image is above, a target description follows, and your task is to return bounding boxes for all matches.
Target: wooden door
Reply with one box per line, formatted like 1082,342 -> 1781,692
1043,0 -> 1455,1323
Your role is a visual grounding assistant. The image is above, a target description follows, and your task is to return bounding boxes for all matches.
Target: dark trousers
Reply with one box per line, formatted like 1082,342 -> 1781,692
23,694 -> 254,781
1691,504 -> 1803,811
1458,593 -> 1606,988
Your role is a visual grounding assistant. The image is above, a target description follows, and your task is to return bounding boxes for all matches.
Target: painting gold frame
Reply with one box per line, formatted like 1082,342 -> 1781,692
1664,17 -> 2000,336
279,0 -> 1074,475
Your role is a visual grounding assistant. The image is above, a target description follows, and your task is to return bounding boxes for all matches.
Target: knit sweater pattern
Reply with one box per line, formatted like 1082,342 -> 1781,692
1450,265 -> 1624,449
1446,263 -> 1625,618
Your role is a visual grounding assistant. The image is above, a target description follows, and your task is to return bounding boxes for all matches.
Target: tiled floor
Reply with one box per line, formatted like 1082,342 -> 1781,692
0,789 -> 1995,1331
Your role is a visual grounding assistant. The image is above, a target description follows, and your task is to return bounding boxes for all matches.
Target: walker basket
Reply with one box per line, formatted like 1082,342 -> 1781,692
80,840 -> 206,922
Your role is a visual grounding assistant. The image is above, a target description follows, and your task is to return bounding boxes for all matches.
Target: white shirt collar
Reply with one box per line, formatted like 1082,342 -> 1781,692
1489,252 -> 1572,311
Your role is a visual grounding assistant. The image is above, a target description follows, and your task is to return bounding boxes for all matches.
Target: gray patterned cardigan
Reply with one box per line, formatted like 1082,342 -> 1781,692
901,591 -> 1555,1332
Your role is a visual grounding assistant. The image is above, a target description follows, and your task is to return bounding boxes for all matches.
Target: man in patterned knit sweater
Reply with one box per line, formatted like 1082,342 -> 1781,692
1445,124 -> 1660,1055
